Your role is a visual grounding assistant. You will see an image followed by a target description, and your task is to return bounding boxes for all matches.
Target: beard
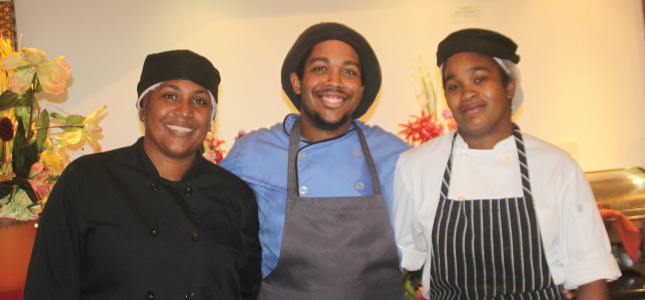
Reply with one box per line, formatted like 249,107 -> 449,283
299,95 -> 353,132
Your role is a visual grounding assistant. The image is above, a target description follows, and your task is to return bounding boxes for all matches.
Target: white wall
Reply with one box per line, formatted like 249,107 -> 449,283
14,0 -> 645,171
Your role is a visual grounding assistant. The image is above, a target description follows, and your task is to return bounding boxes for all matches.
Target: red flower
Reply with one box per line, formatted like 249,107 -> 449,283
398,110 -> 445,146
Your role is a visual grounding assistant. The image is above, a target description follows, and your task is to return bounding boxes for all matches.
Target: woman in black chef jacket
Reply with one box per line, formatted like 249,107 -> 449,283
393,29 -> 621,300
23,50 -> 262,300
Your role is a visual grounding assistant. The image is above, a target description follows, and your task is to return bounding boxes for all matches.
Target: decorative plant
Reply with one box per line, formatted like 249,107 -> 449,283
201,120 -> 245,165
0,42 -> 106,221
399,60 -> 457,147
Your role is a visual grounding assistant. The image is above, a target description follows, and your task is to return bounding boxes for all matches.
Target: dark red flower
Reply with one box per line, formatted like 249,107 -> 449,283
0,117 -> 14,142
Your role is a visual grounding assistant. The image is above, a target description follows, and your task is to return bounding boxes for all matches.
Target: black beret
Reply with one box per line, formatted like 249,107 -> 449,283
281,22 -> 381,119
436,28 -> 520,67
137,50 -> 221,103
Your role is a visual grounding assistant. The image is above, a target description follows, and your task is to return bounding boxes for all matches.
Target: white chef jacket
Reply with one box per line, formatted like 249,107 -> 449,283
393,130 -> 621,294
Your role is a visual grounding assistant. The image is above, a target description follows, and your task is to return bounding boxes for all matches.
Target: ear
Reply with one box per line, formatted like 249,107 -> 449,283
290,72 -> 302,95
139,93 -> 150,122
505,78 -> 516,100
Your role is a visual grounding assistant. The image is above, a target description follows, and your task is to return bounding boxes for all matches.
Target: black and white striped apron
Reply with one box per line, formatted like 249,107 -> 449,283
429,124 -> 566,299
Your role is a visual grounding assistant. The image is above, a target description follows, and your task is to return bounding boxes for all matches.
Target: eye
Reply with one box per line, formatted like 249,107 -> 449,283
312,66 -> 326,72
474,76 -> 487,83
193,97 -> 208,105
343,69 -> 358,76
163,93 -> 178,100
446,83 -> 460,91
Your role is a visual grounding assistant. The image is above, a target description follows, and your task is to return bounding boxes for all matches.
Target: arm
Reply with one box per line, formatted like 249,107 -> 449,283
392,158 -> 427,271
237,184 -> 262,299
573,279 -> 609,300
23,166 -> 82,300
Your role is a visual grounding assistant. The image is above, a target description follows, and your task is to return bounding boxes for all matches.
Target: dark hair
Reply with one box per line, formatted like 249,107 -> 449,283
294,45 -> 366,84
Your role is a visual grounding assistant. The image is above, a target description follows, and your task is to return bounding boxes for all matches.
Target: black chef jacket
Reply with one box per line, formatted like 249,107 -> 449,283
23,137 -> 262,300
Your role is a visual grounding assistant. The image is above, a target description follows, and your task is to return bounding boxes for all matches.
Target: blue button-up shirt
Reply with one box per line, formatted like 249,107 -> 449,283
220,114 -> 410,277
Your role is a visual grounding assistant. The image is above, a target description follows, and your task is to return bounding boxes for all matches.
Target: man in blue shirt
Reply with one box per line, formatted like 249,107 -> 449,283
220,22 -> 410,299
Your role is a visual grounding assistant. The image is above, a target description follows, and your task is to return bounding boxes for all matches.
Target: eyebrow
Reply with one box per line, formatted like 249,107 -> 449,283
165,84 -> 207,94
444,66 -> 491,82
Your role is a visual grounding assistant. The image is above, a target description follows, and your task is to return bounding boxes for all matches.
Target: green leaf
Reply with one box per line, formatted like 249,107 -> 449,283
49,112 -> 66,120
0,89 -> 34,111
13,106 -> 32,136
12,116 -> 39,178
34,81 -> 43,93
35,109 -> 49,152
61,114 -> 84,132
15,179 -> 38,204
0,181 -> 14,200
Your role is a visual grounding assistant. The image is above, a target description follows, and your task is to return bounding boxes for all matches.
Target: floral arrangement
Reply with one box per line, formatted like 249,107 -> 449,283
399,60 -> 457,147
201,119 -> 245,164
0,41 -> 106,221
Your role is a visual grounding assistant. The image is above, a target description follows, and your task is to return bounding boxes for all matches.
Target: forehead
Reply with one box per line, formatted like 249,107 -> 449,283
307,40 -> 360,64
444,52 -> 499,76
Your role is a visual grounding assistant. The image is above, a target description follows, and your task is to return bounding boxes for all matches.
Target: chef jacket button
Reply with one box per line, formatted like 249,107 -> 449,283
149,183 -> 158,191
458,196 -> 465,200
502,155 -> 511,162
184,187 -> 192,195
145,291 -> 154,299
149,229 -> 158,237
355,182 -> 364,190
354,149 -> 361,156
298,152 -> 305,159
191,232 -> 200,241
460,151 -> 468,158
299,186 -> 308,195
185,291 -> 195,299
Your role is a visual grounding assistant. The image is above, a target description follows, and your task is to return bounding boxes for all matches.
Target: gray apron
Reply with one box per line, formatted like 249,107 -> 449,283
429,124 -> 566,299
258,119 -> 405,300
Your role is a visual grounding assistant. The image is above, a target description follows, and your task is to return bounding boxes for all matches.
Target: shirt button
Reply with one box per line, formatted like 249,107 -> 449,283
191,232 -> 200,241
149,183 -> 158,191
502,155 -> 511,162
298,152 -> 305,159
458,196 -> 465,200
299,186 -> 308,195
149,229 -> 158,237
460,151 -> 468,159
354,149 -> 361,156
184,187 -> 192,196
355,182 -> 364,190
185,291 -> 195,299
145,291 -> 154,299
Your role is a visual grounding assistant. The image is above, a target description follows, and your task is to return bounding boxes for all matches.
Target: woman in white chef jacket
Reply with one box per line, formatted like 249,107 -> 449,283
393,28 -> 621,300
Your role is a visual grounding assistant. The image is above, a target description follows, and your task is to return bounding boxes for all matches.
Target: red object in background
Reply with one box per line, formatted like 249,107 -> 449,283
597,202 -> 642,263
0,290 -> 23,300
0,218 -> 37,295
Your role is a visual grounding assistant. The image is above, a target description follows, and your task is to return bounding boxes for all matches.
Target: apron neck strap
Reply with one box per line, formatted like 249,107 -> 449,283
286,118 -> 382,197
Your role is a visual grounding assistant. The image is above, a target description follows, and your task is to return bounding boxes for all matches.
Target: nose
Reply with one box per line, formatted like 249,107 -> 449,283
325,69 -> 342,88
173,99 -> 194,118
460,85 -> 478,101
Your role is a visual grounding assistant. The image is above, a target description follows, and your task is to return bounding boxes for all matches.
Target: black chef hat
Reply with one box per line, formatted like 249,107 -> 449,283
137,49 -> 220,103
281,22 -> 381,119
436,28 -> 520,67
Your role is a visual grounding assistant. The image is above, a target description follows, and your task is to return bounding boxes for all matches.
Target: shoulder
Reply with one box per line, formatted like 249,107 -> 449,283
398,131 -> 454,169
355,121 -> 410,154
66,145 -> 137,174
522,133 -> 579,171
197,157 -> 252,191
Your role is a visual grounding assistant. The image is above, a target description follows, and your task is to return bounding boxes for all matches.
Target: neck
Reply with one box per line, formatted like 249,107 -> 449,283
458,123 -> 514,150
143,145 -> 196,181
299,117 -> 352,143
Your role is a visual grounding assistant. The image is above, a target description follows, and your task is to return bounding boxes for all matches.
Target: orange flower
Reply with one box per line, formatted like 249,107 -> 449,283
0,47 -> 72,95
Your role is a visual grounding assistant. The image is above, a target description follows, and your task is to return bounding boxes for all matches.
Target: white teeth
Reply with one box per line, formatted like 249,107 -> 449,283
166,124 -> 194,132
322,96 -> 342,103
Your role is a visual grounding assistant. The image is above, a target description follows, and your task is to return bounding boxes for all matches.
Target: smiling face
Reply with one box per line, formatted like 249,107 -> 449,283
443,52 -> 516,149
139,80 -> 212,162
290,40 -> 363,141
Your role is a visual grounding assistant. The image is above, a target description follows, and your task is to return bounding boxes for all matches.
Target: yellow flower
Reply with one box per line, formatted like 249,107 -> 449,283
40,147 -> 65,175
0,47 -> 72,95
